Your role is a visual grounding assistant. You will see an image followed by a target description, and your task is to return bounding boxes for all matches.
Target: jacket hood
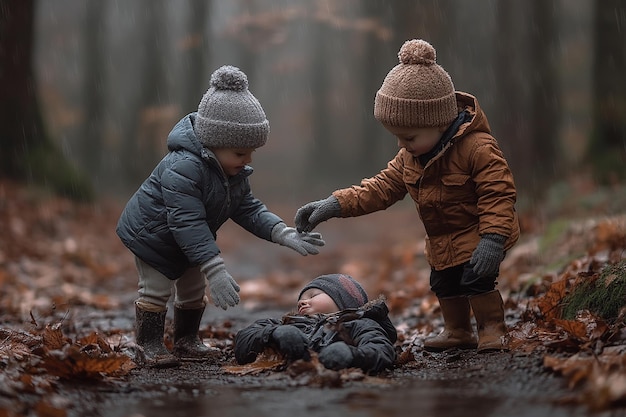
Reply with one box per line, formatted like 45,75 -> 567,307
166,113 -> 254,179
416,92 -> 492,168
454,91 -> 492,138
166,113 -> 205,157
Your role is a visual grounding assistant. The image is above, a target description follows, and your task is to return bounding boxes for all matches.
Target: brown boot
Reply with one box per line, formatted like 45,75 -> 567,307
424,296 -> 478,352
469,290 -> 509,353
135,304 -> 180,368
173,306 -> 215,360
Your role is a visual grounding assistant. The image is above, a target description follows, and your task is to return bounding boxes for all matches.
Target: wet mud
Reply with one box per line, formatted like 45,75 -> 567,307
54,307 -> 619,417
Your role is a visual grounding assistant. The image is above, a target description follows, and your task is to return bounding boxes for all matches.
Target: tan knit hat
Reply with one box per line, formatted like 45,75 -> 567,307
374,39 -> 458,128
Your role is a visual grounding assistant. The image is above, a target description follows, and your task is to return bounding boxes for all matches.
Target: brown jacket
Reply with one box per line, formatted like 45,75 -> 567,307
333,92 -> 520,271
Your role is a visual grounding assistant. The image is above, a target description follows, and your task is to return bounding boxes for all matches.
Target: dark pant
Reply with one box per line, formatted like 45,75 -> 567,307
429,262 -> 497,298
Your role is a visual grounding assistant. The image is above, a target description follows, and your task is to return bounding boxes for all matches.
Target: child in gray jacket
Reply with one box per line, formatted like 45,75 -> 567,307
117,65 -> 324,368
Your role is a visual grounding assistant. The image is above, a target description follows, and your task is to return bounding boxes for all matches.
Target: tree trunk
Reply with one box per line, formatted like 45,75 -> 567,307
356,0 -> 394,177
181,0 -> 211,113
82,0 -> 106,179
529,0 -> 559,193
309,14 -> 333,190
494,2 -> 533,193
122,0 -> 171,183
589,0 -> 626,184
0,0 -> 92,199
0,0 -> 38,178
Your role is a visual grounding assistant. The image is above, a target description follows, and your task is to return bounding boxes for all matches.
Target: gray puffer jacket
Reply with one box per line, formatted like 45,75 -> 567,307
116,113 -> 282,279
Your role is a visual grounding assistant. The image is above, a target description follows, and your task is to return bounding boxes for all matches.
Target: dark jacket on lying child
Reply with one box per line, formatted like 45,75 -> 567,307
234,274 -> 397,374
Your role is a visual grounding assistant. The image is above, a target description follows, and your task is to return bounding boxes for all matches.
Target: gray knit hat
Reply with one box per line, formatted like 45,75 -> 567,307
298,274 -> 368,310
374,39 -> 458,128
194,65 -> 270,148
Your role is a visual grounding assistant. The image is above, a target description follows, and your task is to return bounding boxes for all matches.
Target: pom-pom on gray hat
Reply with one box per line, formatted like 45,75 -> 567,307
194,65 -> 270,149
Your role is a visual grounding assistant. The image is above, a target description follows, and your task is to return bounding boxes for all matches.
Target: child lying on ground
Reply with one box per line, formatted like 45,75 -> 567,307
233,274 -> 397,374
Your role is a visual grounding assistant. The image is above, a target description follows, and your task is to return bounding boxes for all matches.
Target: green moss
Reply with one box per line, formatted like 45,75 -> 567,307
561,260 -> 626,321
26,141 -> 94,202
538,219 -> 570,253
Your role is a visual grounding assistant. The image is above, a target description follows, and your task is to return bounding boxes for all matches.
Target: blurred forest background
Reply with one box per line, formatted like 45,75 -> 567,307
1,0 -> 625,213
2,6 -> 626,413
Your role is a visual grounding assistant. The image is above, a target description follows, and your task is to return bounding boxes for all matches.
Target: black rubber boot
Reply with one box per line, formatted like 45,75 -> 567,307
173,306 -> 215,360
135,304 -> 180,368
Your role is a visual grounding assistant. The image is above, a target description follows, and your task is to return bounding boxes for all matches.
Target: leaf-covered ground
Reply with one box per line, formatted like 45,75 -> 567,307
1,179 -> 625,416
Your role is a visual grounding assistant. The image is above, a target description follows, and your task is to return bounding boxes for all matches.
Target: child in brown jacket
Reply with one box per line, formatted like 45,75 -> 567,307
295,39 -> 520,353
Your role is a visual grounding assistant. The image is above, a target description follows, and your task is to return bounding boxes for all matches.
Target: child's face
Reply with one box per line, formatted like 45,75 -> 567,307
383,123 -> 444,157
297,288 -> 339,315
212,147 -> 256,177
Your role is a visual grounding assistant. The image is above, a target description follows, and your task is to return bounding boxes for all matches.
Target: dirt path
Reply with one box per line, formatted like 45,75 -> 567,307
58,354 -> 583,417
51,306 -> 614,417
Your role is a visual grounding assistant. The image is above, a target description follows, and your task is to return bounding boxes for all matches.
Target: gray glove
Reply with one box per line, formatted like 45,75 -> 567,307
318,341 -> 355,370
294,196 -> 342,233
271,325 -> 310,361
201,255 -> 240,310
470,234 -> 507,277
271,222 -> 325,255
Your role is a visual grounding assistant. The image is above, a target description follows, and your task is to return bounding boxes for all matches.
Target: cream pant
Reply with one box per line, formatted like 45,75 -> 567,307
135,257 -> 207,311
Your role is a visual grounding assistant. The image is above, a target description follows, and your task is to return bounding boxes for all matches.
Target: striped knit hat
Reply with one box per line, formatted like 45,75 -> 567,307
298,274 -> 368,310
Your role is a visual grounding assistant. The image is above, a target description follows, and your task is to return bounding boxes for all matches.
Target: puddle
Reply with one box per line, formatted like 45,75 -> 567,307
103,379 -> 595,417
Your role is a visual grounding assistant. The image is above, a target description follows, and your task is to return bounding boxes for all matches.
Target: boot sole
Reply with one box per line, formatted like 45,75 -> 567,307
477,346 -> 510,354
174,349 -> 222,362
423,343 -> 478,352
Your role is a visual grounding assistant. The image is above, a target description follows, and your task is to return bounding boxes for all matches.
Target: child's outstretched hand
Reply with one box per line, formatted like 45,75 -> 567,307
470,234 -> 507,277
294,196 -> 341,233
271,222 -> 325,255
201,255 -> 240,310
